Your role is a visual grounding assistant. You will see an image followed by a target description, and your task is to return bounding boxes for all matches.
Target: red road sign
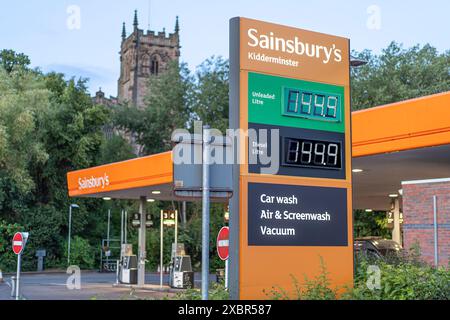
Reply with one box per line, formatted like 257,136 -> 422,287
216,227 -> 229,261
12,232 -> 24,255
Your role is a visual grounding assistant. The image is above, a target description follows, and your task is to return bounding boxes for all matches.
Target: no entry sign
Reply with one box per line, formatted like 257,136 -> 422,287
217,227 -> 229,261
12,232 -> 24,255
12,231 -> 29,300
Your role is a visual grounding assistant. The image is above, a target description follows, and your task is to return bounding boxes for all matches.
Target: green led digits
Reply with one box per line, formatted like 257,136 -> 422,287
283,87 -> 341,122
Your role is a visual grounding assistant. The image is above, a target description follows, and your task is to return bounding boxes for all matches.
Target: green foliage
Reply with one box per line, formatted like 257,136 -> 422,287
172,282 -> 229,300
0,66 -> 49,204
265,254 -> 449,300
301,258 -> 337,300
0,51 -> 115,271
99,134 -> 136,164
191,56 -> 229,132
346,256 -> 450,300
20,205 -> 66,270
353,209 -> 391,238
264,257 -> 338,300
114,61 -> 193,155
0,49 -> 30,73
114,56 -> 230,156
177,202 -> 228,272
351,42 -> 450,110
61,236 -> 96,269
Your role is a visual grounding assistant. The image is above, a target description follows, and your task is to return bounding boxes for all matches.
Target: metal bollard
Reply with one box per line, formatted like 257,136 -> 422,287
10,276 -> 16,297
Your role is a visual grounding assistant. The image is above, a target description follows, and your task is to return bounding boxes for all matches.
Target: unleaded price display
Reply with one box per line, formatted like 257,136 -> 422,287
283,87 -> 342,122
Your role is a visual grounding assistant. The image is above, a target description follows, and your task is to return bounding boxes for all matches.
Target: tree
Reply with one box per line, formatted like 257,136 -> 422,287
30,73 -> 111,260
191,56 -> 229,132
114,61 -> 193,155
351,42 -> 450,110
0,56 -> 115,270
0,66 -> 49,219
353,210 -> 390,239
99,134 -> 136,165
0,49 -> 31,73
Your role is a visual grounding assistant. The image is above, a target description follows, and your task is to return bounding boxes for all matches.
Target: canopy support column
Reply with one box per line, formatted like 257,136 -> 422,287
138,196 -> 147,287
392,198 -> 402,247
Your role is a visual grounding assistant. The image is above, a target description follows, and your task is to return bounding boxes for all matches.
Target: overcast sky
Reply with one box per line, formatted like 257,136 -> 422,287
1,0 -> 448,97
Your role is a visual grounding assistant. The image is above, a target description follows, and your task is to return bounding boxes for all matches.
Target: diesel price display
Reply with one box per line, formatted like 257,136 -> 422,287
282,137 -> 342,169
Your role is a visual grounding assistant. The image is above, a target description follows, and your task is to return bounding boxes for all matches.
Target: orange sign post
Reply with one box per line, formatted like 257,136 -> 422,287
228,17 -> 353,299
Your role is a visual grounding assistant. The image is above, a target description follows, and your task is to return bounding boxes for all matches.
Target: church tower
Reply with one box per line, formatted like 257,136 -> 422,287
118,11 -> 180,107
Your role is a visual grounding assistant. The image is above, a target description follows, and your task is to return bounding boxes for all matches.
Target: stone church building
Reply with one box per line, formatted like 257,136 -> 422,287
118,10 -> 180,107
93,10 -> 181,153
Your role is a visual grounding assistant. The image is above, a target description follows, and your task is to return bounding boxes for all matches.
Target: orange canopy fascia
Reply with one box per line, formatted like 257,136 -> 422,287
67,151 -> 172,197
352,91 -> 450,157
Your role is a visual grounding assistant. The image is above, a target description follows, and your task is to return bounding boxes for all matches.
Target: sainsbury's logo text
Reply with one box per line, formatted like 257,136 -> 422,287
78,174 -> 110,190
247,28 -> 342,64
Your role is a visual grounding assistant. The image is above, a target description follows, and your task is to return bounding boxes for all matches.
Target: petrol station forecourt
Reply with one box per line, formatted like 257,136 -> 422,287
66,17 -> 450,300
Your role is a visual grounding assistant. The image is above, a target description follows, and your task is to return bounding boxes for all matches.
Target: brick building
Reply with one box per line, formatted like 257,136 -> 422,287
402,179 -> 450,266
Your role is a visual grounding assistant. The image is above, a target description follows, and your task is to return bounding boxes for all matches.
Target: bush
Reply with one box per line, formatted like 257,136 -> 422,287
346,257 -> 449,300
264,255 -> 449,300
264,257 -> 338,300
172,281 -> 229,300
61,236 -> 96,269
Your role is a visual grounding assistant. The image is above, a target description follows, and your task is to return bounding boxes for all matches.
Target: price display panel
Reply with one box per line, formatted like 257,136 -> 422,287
248,72 -> 345,134
248,123 -> 346,179
283,87 -> 342,123
247,71 -> 347,179
283,137 -> 342,170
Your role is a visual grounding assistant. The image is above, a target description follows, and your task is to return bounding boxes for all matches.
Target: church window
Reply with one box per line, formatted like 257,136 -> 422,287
151,55 -> 160,75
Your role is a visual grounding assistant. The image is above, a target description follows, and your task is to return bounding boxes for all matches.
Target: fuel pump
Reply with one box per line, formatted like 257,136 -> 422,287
169,243 -> 194,288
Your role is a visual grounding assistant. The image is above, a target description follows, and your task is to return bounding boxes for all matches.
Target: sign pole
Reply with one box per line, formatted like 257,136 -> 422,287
124,211 -> 128,243
13,232 -> 28,300
68,205 -> 72,265
175,210 -> 178,249
120,209 -> 124,247
225,258 -> 229,289
15,253 -> 21,300
216,226 -> 230,288
160,210 -> 163,288
106,208 -> 111,267
202,125 -> 211,300
119,209 -> 124,282
182,201 -> 187,227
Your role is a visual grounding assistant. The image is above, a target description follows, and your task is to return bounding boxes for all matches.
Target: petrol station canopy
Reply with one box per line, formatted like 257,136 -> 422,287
67,91 -> 450,211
